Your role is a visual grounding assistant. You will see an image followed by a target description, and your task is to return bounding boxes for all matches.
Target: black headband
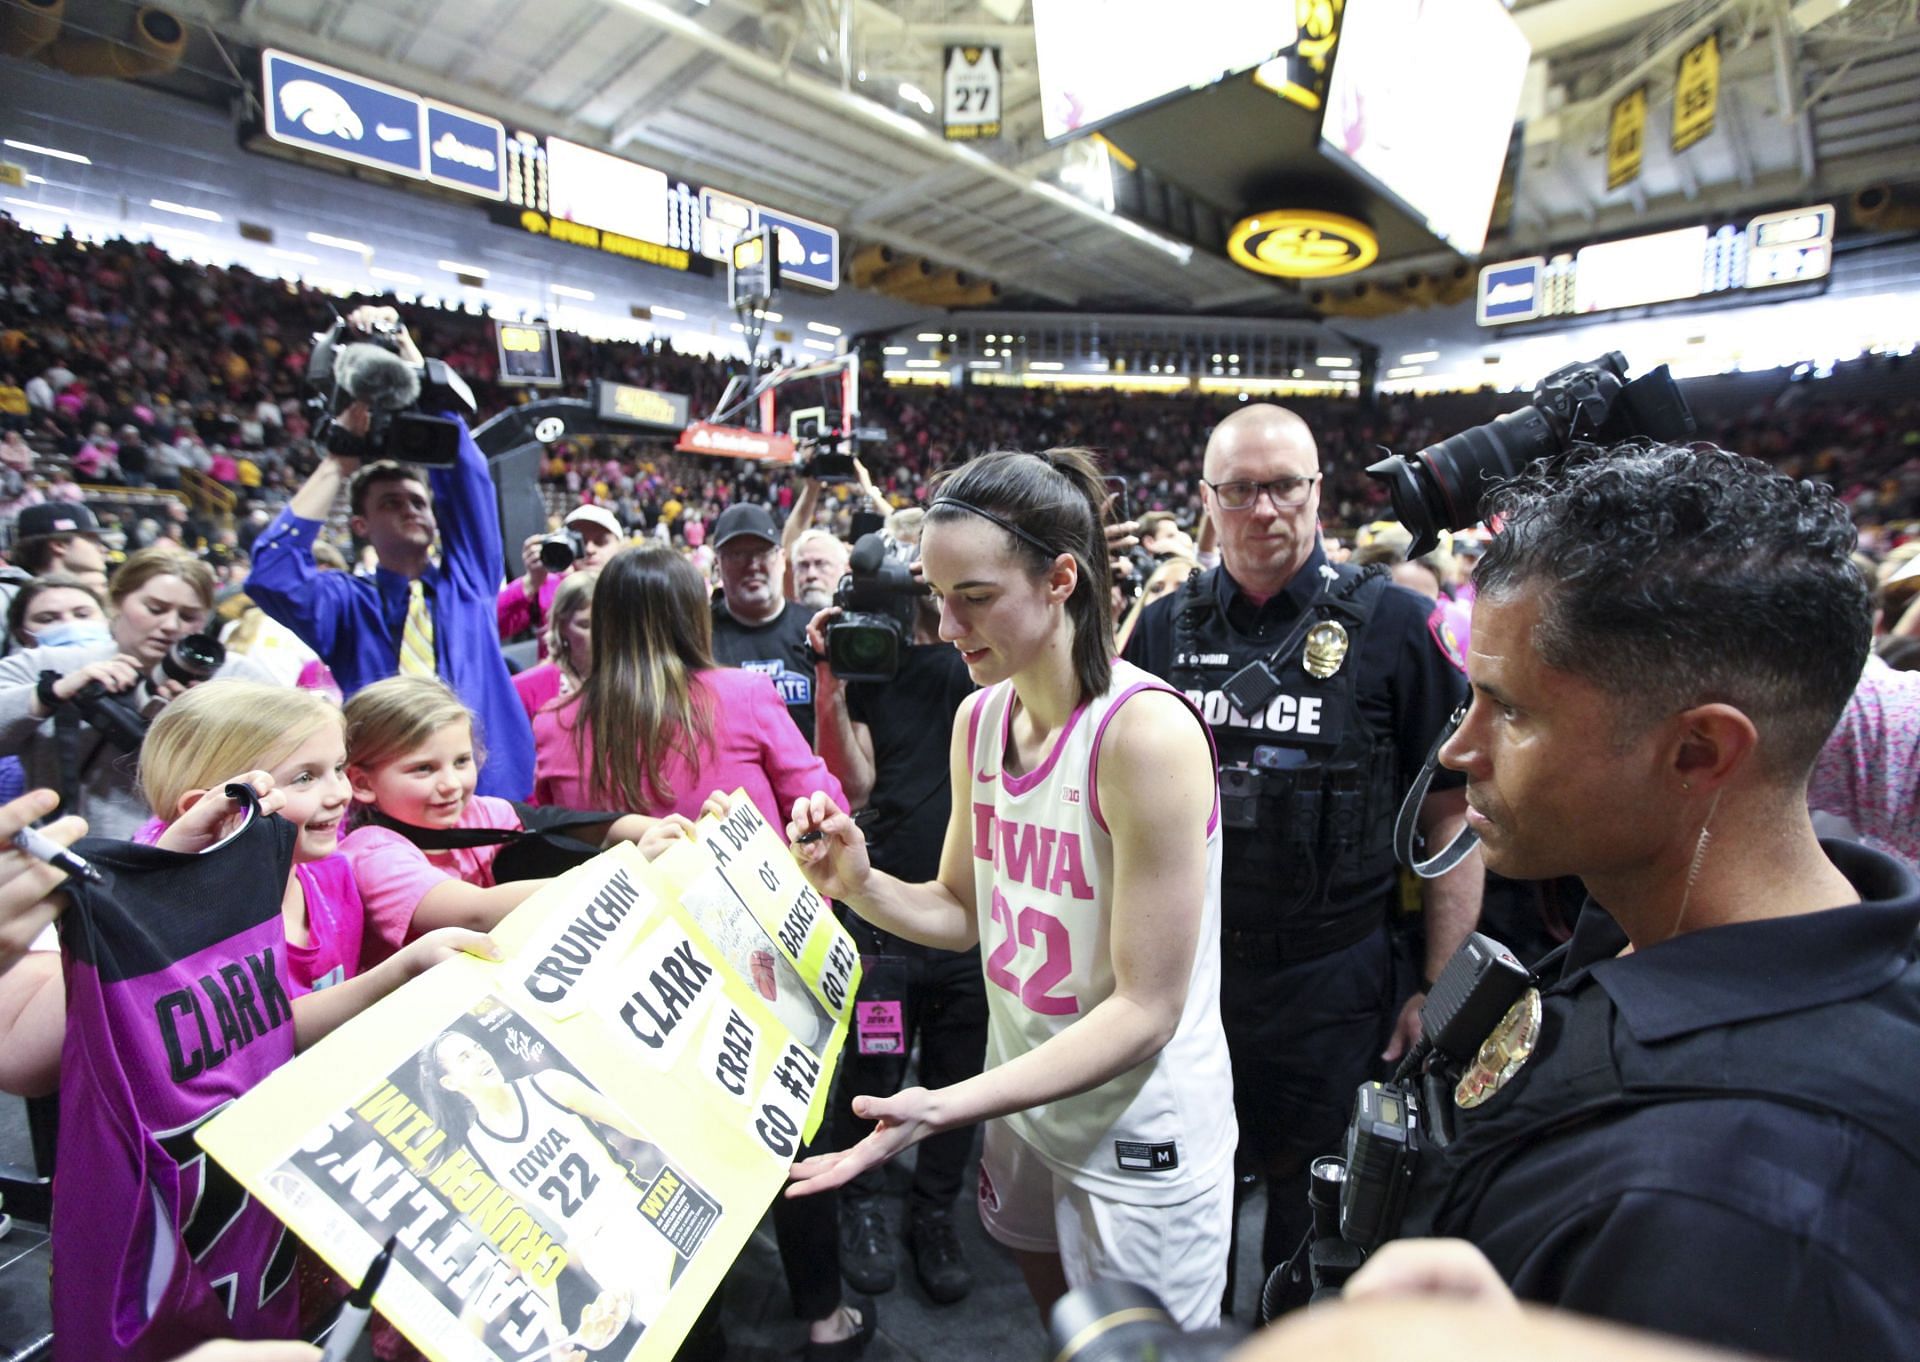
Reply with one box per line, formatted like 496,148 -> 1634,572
926,496 -> 1060,558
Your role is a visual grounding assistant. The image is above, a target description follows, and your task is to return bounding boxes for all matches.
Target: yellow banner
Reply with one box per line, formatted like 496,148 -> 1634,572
1671,33 -> 1719,154
200,799 -> 859,1362
1607,85 -> 1648,191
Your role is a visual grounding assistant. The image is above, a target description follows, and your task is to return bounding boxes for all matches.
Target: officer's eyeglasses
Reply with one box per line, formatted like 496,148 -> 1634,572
1204,475 -> 1322,511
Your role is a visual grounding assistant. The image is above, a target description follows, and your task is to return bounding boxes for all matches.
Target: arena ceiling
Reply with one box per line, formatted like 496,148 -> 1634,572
34,0 -> 1920,314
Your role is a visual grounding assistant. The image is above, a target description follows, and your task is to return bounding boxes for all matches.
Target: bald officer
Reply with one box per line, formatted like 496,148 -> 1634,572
1123,404 -> 1481,1285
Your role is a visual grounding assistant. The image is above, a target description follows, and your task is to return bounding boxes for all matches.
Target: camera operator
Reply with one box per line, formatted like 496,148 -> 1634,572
709,502 -> 817,744
807,555 -> 987,1306
1386,444 -> 1920,1361
497,504 -> 626,653
1122,404 -> 1481,1288
0,546 -> 277,838
246,305 -> 535,799
1,501 -> 112,631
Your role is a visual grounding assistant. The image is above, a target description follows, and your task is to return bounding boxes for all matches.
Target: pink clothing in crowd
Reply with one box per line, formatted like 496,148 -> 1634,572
497,571 -> 562,655
337,794 -> 524,967
1809,656 -> 1920,867
513,661 -> 565,723
532,666 -> 844,826
131,820 -> 362,993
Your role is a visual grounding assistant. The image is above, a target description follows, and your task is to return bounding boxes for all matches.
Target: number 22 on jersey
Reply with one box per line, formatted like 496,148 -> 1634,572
984,889 -> 1078,1016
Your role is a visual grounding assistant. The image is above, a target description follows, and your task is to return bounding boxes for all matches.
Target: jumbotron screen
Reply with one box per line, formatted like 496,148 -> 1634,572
1032,0 -> 1299,140
1319,0 -> 1530,256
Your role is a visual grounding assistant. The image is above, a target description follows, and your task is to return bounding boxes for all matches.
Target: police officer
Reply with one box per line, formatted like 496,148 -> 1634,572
1124,403 -> 1482,1284
1389,443 -> 1920,1362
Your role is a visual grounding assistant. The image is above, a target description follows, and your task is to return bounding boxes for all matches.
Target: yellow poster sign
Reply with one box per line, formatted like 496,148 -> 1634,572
1672,33 -> 1720,153
200,796 -> 859,1362
1607,85 -> 1648,192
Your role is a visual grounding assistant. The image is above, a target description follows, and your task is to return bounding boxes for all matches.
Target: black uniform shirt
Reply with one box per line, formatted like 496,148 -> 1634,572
1415,839 -> 1920,1362
711,598 -> 816,746
1124,542 -> 1466,797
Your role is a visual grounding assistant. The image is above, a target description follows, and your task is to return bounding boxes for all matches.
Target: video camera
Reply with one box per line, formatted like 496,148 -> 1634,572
1366,352 -> 1696,558
827,532 -> 928,683
40,630 -> 226,752
306,314 -> 478,467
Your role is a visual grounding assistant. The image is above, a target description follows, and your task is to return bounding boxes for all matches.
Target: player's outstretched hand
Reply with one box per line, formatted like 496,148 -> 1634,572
787,792 -> 871,903
785,1086 -> 938,1197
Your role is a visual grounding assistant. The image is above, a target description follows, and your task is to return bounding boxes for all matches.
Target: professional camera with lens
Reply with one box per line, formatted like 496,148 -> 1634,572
540,527 -> 585,572
39,631 -> 225,753
1367,351 -> 1696,557
827,532 -> 928,683
306,314 -> 478,467
1048,1280 -> 1245,1362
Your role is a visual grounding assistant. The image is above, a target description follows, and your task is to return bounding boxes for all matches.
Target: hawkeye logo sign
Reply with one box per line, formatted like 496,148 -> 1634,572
1227,210 -> 1378,279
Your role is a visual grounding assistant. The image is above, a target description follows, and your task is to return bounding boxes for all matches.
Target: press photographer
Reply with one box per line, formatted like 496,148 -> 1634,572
0,546 -> 277,838
1295,442 -> 1920,1362
807,534 -> 986,1305
247,305 -> 536,800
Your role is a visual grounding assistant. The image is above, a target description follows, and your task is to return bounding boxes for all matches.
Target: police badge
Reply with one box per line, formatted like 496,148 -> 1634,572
1455,987 -> 1542,1109
1303,619 -> 1350,679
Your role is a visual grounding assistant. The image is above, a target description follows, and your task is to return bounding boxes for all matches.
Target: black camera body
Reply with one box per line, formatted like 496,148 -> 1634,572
1367,351 -> 1696,558
306,316 -> 478,467
540,527 -> 585,572
828,532 -> 928,683
40,631 -> 225,753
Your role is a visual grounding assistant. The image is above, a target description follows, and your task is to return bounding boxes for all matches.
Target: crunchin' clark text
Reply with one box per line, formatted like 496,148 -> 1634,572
289,1082 -> 574,1344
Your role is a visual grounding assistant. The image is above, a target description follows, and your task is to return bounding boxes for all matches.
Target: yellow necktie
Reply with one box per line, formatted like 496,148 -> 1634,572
400,579 -> 436,677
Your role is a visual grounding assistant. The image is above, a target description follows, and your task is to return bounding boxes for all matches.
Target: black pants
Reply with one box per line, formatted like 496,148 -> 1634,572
773,1143 -> 844,1320
1220,923 -> 1395,1276
831,929 -> 989,1218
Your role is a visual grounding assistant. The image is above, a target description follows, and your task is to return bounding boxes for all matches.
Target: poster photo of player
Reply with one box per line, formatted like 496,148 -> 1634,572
278,995 -> 722,1362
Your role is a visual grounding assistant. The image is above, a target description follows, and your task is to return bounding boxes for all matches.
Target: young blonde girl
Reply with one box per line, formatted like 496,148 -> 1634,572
339,675 -> 686,965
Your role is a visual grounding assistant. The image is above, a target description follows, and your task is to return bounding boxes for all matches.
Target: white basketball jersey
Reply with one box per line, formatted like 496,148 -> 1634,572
465,1073 -> 676,1308
968,659 -> 1236,1202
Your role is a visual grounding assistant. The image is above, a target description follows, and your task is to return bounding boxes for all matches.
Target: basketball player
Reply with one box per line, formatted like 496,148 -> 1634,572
783,449 -> 1235,1329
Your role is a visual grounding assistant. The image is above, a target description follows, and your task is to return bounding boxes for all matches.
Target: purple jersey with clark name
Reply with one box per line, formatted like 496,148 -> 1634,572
54,814 -> 302,1362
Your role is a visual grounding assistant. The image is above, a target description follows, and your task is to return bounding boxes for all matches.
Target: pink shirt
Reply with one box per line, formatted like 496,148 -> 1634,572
513,662 -> 565,723
286,856 -> 366,994
532,667 -> 844,826
496,572 -> 562,655
338,795 -> 524,967
1809,657 -> 1920,867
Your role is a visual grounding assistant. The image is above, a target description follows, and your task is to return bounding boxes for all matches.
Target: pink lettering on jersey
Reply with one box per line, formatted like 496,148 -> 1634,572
973,802 -> 996,861
999,820 -> 1057,890
974,806 -> 1095,903
1047,830 -> 1092,900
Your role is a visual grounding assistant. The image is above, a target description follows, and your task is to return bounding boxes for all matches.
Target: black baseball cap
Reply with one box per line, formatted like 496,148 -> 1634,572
712,503 -> 780,549
14,501 -> 103,540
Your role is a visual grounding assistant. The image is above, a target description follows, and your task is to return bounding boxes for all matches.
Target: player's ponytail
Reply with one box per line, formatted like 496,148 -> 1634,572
927,447 -> 1115,701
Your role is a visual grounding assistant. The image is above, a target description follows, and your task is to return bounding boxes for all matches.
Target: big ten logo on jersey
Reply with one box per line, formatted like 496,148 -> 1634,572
751,1039 -> 822,1160
701,1004 -> 760,1103
972,806 -> 1089,1017
742,658 -> 811,706
1183,686 -> 1344,744
607,918 -> 719,1063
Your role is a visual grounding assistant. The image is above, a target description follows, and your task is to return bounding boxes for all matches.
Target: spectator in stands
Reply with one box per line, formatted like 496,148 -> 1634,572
246,307 -> 536,800
513,568 -> 597,723
497,504 -> 625,652
6,574 -> 106,652
0,373 -> 28,431
709,502 -> 817,744
792,527 -> 852,612
0,545 -> 280,838
1137,510 -> 1194,559
6,501 -> 109,595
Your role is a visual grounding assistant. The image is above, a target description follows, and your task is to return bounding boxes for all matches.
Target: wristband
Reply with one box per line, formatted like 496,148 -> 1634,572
36,670 -> 62,711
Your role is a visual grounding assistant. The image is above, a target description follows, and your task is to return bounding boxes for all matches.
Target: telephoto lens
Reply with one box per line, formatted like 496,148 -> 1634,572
540,528 -> 583,572
1048,1280 -> 1243,1362
160,632 -> 226,687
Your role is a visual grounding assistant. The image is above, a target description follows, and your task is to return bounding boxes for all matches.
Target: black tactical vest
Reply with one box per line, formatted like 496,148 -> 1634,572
1170,563 -> 1401,952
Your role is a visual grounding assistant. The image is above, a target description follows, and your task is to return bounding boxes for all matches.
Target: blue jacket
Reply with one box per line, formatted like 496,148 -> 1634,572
245,419 -> 534,799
